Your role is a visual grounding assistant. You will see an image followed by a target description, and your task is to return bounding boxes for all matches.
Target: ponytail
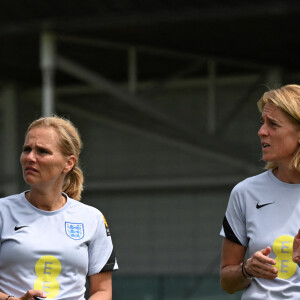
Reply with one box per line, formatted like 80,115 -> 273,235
63,166 -> 84,201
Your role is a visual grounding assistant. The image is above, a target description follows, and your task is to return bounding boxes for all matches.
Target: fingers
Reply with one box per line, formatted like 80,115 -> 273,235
293,249 -> 300,264
32,291 -> 47,300
245,248 -> 278,280
295,229 -> 300,240
261,246 -> 271,256
20,290 -> 47,300
259,247 -> 276,265
293,232 -> 300,263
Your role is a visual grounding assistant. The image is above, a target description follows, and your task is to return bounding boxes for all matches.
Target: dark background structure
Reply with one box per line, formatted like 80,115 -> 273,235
1,0 -> 300,85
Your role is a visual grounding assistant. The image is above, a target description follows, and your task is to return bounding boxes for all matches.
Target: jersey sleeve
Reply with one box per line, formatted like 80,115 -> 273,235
220,182 -> 248,247
87,211 -> 118,276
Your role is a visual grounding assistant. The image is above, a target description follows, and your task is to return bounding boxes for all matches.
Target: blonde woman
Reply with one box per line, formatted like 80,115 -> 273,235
0,116 -> 118,300
220,84 -> 300,299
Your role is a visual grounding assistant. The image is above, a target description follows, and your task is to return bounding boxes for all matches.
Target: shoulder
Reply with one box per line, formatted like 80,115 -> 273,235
66,198 -> 111,236
0,193 -> 26,227
0,192 -> 24,207
227,171 -> 270,209
67,197 -> 103,217
232,171 -> 269,193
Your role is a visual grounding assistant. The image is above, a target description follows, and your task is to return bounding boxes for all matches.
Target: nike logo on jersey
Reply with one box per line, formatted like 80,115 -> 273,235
14,225 -> 29,231
256,202 -> 275,209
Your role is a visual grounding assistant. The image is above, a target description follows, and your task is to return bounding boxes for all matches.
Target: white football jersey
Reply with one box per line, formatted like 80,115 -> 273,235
0,192 -> 118,299
221,170 -> 300,299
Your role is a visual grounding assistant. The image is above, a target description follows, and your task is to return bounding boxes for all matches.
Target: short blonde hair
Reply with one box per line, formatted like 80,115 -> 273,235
257,84 -> 300,171
26,116 -> 84,200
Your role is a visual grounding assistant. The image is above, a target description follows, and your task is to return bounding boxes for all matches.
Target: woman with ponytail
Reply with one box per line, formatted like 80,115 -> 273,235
0,116 -> 118,300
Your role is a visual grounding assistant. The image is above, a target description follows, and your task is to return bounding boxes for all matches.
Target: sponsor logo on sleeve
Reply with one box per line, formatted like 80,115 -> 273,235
102,215 -> 111,236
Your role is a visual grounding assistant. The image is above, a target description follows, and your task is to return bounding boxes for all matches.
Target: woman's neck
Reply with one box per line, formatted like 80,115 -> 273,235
273,167 -> 300,184
26,189 -> 66,211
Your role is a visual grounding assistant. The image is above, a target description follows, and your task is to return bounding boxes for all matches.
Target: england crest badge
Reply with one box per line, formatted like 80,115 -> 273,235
65,222 -> 84,240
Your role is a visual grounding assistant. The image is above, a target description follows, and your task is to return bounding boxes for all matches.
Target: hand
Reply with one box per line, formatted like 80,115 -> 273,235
293,229 -> 300,264
18,290 -> 47,300
245,246 -> 278,279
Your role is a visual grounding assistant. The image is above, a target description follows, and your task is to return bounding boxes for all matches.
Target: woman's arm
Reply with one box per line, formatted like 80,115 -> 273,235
88,271 -> 112,300
220,238 -> 278,294
0,290 -> 46,300
220,238 -> 249,294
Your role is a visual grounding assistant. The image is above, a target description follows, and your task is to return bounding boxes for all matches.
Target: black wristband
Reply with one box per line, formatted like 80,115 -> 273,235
6,296 -> 14,300
242,261 -> 254,280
